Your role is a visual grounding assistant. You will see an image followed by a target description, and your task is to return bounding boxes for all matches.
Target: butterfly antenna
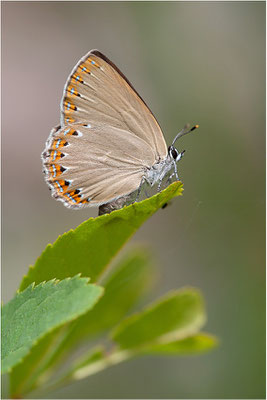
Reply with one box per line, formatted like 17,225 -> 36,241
172,124 -> 199,146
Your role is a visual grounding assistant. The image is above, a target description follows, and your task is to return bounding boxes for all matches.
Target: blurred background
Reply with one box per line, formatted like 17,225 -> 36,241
2,2 -> 265,398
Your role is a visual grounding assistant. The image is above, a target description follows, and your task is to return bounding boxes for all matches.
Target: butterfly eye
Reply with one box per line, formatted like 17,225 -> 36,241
172,149 -> 178,159
168,146 -> 178,160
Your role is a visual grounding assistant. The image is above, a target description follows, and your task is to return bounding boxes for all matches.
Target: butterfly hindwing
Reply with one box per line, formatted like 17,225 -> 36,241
42,124 -> 152,208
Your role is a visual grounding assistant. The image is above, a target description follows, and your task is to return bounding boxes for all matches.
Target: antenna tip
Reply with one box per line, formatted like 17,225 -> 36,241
190,124 -> 199,132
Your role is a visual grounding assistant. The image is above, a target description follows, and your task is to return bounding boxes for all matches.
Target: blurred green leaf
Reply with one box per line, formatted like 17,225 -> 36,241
67,333 -> 218,385
141,333 -> 218,355
8,182 -> 198,397
10,327 -> 65,397
2,276 -> 103,374
61,248 -> 154,345
19,181 -> 183,291
10,248 -> 154,397
57,346 -> 106,385
71,346 -> 105,371
54,331 -> 217,388
70,350 -> 130,383
112,288 -> 205,350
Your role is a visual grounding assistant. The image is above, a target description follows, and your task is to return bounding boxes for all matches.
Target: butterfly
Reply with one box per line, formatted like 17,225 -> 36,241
42,50 -> 198,212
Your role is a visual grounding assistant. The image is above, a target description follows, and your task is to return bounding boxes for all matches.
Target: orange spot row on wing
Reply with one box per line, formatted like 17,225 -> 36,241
64,101 -> 77,111
62,190 -> 90,205
67,86 -> 80,97
86,57 -> 101,68
78,58 -> 101,73
77,64 -> 90,74
50,150 -> 64,162
62,127 -> 79,136
49,164 -> 65,178
51,138 -> 68,150
69,57 -> 100,87
54,179 -> 70,194
64,117 -> 75,124
71,74 -> 84,84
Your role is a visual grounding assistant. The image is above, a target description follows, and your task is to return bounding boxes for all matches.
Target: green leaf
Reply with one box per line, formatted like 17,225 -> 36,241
12,286 -> 215,396
70,350 -> 130,383
55,334 -> 218,388
33,346 -> 107,397
112,288 -> 205,350
2,276 -> 103,374
141,333 -> 218,355
68,334 -> 218,385
10,183 -> 183,396
10,249 -> 154,397
58,346 -> 106,384
61,248 -> 155,346
19,182 -> 183,291
10,327 -> 66,397
71,346 -> 105,371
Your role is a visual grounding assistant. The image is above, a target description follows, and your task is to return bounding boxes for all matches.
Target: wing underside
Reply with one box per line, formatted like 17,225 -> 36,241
43,50 -> 168,209
60,50 -> 167,159
42,124 -> 151,208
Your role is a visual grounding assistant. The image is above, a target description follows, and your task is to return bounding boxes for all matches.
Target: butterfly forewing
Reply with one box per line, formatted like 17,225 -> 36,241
61,50 -> 167,159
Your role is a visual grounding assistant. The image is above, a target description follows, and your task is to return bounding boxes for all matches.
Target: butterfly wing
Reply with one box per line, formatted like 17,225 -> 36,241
60,49 -> 168,160
42,124 -> 155,208
43,50 -> 168,209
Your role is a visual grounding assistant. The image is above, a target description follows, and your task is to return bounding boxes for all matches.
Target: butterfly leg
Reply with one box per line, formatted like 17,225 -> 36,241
167,172 -> 176,185
166,162 -> 179,187
157,176 -> 165,192
144,188 -> 149,198
173,161 -> 179,181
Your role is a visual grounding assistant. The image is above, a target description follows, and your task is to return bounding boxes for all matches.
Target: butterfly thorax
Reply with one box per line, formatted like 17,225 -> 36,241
145,156 -> 174,186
